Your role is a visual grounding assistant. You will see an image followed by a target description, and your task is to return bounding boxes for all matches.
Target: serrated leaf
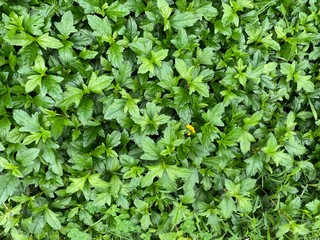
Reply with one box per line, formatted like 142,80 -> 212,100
106,1 -> 130,21
77,97 -> 93,125
36,33 -> 64,49
244,154 -> 263,176
87,72 -> 113,94
219,196 -> 236,218
54,11 -> 77,37
175,58 -> 189,79
170,11 -> 199,29
45,209 -> 62,230
0,173 -> 19,204
58,85 -> 84,110
87,15 -> 112,37
6,32 -> 35,47
136,136 -> 161,161
13,110 -> 41,133
107,43 -> 124,68
157,0 -> 173,19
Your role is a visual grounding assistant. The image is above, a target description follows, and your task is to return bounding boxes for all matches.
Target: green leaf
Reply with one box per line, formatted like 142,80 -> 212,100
45,209 -> 62,230
75,0 -> 100,14
169,202 -> 189,226
13,110 -> 41,133
170,11 -> 199,30
202,103 -> 225,126
87,72 -> 113,94
6,32 -> 35,47
0,173 -> 19,204
295,74 -> 314,92
107,43 -> 124,68
238,129 -> 255,154
243,111 -> 263,128
284,138 -> 306,156
36,33 -> 64,49
175,58 -> 189,79
54,10 -> 77,37
16,148 -> 40,166
103,98 -> 126,120
306,199 -> 320,215
244,154 -> 263,176
58,85 -> 84,111
273,151 -> 293,168
196,47 -> 214,65
219,196 -> 236,218
237,196 -> 252,213
87,15 -> 112,37
106,1 -> 130,21
66,176 -> 88,194
261,34 -> 280,51
189,76 -> 209,98
67,228 -> 91,240
136,136 -> 161,161
157,0 -> 173,19
222,3 -> 239,26
0,117 -> 11,139
77,97 -> 93,125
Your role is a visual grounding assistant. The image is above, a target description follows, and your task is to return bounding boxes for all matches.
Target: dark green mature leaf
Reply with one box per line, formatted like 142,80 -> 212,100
13,110 -> 41,133
45,209 -> 62,230
170,11 -> 199,30
0,173 -> 19,204
87,15 -> 112,37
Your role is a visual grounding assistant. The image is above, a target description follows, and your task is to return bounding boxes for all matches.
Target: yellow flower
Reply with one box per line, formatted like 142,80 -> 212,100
186,124 -> 196,135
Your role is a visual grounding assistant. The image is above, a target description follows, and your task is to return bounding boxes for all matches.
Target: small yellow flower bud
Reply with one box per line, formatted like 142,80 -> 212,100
186,124 -> 196,134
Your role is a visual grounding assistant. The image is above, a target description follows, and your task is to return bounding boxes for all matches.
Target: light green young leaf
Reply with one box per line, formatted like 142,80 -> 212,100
169,202 -> 189,226
261,34 -> 280,51
202,103 -> 225,126
103,98 -> 126,120
237,196 -> 252,213
157,0 -> 173,19
58,85 -> 84,110
54,11 -> 77,37
6,32 -> 35,47
151,49 -> 168,66
189,76 -> 209,98
36,33 -> 64,49
175,58 -> 189,79
106,1 -> 130,20
107,43 -> 124,68
244,154 -> 263,176
66,176 -> 88,194
87,72 -> 113,94
16,148 -> 40,166
25,75 -> 42,93
222,3 -> 239,26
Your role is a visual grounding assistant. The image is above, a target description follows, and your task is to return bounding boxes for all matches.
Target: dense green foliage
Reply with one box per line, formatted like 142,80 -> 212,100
1,0 -> 320,239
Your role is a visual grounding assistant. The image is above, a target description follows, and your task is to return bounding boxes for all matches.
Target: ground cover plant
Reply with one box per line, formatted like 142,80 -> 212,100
0,0 -> 320,239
